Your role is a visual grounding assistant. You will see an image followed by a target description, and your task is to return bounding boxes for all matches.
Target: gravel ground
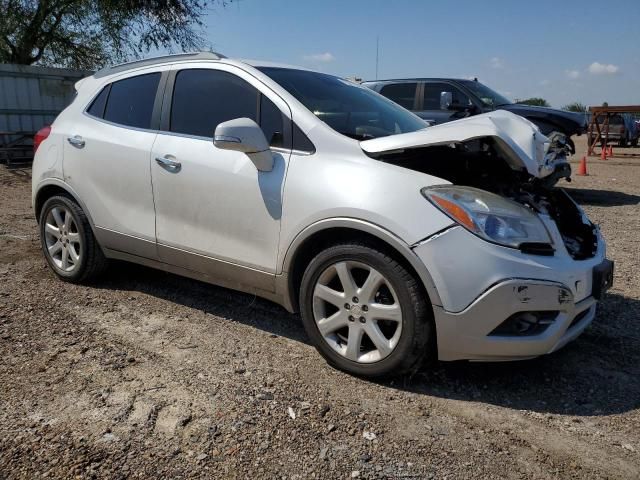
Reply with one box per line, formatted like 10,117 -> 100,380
1,140 -> 639,479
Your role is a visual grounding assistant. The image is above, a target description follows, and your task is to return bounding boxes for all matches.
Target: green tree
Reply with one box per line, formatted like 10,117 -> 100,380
515,97 -> 550,107
0,0 -> 230,69
562,102 -> 587,113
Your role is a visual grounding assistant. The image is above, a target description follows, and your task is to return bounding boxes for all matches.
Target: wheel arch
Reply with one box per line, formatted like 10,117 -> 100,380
34,179 -> 95,228
280,218 -> 443,313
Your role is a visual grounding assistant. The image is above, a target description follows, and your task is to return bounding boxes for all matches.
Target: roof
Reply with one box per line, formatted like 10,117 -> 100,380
361,78 -> 475,85
239,59 -> 312,71
93,52 -> 226,78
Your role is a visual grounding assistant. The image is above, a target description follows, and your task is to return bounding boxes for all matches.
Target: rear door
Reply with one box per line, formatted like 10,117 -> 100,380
63,68 -> 168,258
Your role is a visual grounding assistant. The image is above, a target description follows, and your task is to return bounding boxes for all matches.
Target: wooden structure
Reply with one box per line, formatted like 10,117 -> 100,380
587,105 -> 640,156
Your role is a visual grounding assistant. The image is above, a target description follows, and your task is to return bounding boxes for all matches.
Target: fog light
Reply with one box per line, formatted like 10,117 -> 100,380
489,311 -> 559,337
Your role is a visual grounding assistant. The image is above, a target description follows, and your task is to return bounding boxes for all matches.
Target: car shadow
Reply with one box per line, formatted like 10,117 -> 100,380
96,263 -> 640,417
383,291 -> 640,417
564,187 -> 640,206
97,261 -> 308,343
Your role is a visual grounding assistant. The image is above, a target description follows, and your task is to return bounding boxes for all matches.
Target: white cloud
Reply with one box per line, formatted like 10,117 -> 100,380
489,57 -> 504,69
588,62 -> 619,75
565,69 -> 581,79
540,79 -> 550,86
302,52 -> 335,63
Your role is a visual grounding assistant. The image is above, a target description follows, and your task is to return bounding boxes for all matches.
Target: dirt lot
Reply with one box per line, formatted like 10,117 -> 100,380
1,138 -> 639,479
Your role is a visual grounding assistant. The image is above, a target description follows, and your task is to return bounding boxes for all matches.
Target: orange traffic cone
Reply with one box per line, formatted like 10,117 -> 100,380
601,146 -> 608,160
576,156 -> 588,176
608,145 -> 614,157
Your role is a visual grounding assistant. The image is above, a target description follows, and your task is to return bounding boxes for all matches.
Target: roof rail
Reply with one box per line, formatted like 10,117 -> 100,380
94,51 -> 226,78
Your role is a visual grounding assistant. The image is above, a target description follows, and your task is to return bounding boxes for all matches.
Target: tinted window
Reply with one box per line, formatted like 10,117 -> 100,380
380,83 -> 417,110
458,80 -> 511,108
258,67 -> 426,140
260,95 -> 284,147
171,69 -> 258,138
423,83 -> 471,110
103,73 -> 160,129
87,86 -> 109,118
293,123 -> 315,153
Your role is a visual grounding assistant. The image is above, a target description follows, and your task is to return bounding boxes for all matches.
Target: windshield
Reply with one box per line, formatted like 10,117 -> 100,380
257,67 -> 427,140
459,80 -> 512,108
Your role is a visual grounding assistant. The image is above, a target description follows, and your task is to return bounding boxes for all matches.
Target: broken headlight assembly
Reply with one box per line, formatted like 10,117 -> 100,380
421,186 -> 553,251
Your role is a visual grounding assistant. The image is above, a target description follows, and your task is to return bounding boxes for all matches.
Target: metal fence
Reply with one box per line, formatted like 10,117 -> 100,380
0,64 -> 91,164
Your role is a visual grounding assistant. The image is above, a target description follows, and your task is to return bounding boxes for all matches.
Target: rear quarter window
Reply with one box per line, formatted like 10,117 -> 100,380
86,86 -> 110,118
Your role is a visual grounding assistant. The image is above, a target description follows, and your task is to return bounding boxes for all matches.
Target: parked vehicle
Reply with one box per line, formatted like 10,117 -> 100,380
363,78 -> 587,154
32,53 -> 612,378
588,114 -> 626,146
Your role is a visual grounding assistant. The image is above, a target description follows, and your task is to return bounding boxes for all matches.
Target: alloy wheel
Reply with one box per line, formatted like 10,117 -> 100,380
312,261 -> 403,363
43,206 -> 82,273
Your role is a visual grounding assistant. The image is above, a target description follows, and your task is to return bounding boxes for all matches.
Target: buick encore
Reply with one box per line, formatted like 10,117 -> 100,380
32,52 -> 613,377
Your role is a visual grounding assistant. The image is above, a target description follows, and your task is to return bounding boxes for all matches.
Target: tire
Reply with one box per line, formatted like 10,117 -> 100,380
299,241 -> 434,378
39,195 -> 108,283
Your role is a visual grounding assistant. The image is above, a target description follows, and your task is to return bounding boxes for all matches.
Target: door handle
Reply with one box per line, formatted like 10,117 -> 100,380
67,135 -> 85,148
155,155 -> 181,173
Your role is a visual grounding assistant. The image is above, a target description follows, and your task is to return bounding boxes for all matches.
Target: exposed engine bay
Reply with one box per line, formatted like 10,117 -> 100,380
377,138 -> 598,260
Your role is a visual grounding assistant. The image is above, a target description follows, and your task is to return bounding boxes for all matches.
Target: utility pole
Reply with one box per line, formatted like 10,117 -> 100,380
375,36 -> 379,79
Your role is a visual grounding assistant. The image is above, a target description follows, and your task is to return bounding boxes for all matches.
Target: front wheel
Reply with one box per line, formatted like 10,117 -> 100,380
299,242 -> 434,377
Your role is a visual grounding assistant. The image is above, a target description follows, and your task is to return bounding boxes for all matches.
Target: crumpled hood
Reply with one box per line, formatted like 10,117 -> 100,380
502,103 -> 588,131
361,110 -> 563,179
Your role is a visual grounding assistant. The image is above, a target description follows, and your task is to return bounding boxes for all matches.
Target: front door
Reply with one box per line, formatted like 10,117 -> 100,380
150,64 -> 291,291
416,82 -> 473,125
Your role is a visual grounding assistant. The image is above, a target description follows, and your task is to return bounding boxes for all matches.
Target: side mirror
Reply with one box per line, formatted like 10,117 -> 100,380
440,91 -> 453,110
214,117 -> 274,172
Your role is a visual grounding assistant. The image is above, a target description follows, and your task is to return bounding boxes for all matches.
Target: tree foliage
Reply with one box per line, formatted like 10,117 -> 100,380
515,97 -> 550,107
562,102 -> 587,113
0,0 -> 229,69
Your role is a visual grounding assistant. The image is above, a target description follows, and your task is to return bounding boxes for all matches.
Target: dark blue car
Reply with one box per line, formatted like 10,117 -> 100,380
363,78 -> 587,153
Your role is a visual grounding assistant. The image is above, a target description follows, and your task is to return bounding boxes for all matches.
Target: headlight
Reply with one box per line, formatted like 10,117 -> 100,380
421,186 -> 552,249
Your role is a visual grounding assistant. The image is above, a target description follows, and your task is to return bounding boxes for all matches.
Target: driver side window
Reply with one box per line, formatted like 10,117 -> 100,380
168,69 -> 284,147
423,83 -> 471,110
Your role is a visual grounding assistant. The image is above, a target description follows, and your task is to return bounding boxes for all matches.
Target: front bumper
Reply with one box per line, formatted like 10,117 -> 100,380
432,280 -> 597,361
413,226 -> 609,361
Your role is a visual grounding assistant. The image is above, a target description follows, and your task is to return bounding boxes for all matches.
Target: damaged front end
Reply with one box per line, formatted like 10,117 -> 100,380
362,111 -> 597,260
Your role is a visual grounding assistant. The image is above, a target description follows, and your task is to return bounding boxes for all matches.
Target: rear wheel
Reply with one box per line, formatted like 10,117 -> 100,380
299,242 -> 434,377
39,195 -> 107,282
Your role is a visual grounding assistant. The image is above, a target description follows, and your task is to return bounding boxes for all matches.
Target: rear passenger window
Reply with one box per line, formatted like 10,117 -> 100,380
170,69 -> 258,138
86,86 -> 110,118
103,73 -> 160,129
380,83 -> 417,110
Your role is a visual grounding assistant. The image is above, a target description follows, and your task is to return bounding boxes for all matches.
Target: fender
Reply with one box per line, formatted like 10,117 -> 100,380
278,217 -> 443,310
33,178 -> 98,228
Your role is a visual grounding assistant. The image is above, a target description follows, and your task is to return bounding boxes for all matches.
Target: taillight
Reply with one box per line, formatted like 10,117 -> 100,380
34,125 -> 51,153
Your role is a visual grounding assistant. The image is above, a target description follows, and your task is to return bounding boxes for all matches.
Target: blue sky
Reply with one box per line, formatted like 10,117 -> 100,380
194,0 -> 639,107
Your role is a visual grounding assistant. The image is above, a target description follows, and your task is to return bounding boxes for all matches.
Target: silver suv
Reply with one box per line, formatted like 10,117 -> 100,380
32,52 -> 613,377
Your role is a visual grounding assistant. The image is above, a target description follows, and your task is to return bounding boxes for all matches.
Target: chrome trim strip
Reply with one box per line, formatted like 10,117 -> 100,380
157,243 -> 276,293
94,227 -> 158,260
